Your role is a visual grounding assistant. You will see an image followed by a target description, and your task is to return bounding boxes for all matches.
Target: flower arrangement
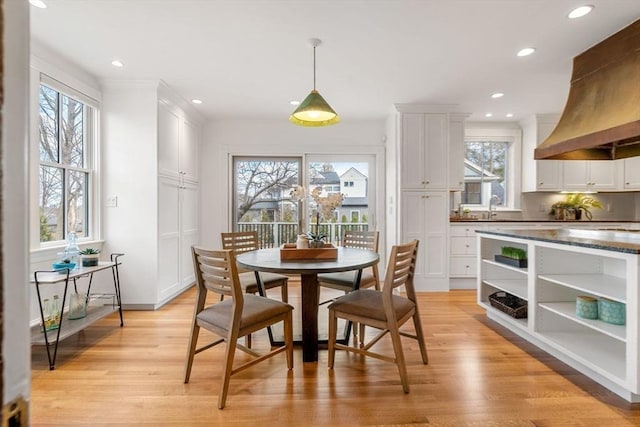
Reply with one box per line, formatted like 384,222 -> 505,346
550,193 -> 603,220
290,185 -> 344,239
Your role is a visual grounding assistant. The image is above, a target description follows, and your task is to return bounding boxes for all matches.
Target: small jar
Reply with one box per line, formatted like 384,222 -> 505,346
576,295 -> 598,319
296,234 -> 309,249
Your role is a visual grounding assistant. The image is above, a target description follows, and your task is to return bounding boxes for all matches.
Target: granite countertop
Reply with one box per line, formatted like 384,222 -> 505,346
476,228 -> 640,254
450,219 -> 639,223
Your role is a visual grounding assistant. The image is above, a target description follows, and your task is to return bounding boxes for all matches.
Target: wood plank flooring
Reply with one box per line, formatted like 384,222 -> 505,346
30,282 -> 640,426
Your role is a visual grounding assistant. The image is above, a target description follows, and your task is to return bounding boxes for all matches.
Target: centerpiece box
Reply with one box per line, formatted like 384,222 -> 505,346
280,243 -> 338,261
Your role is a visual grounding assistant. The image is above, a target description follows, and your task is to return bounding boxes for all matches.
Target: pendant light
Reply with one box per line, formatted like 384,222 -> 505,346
289,38 -> 340,127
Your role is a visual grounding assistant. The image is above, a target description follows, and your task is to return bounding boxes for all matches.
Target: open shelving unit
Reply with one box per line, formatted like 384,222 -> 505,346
476,231 -> 638,402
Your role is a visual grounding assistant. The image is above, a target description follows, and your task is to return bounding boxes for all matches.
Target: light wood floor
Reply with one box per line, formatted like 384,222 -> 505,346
30,282 -> 640,426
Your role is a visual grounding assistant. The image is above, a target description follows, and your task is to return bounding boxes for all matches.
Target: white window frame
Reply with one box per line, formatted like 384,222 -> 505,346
463,126 -> 522,211
30,67 -> 101,253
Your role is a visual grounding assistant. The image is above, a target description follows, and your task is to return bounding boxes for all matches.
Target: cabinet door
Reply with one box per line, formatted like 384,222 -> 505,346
158,103 -> 180,177
423,114 -> 447,189
158,176 -> 181,299
536,160 -> 562,190
180,182 -> 199,287
448,116 -> 466,190
624,157 -> 640,189
562,161 -> 589,190
181,119 -> 199,183
589,160 -> 621,190
401,113 -> 426,189
401,191 -> 447,289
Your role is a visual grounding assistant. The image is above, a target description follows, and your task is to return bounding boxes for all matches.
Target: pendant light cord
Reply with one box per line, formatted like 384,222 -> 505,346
313,45 -> 317,90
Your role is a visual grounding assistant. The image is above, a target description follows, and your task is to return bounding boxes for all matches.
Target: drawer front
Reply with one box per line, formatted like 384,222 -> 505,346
450,225 -> 482,237
450,236 -> 477,255
450,256 -> 477,277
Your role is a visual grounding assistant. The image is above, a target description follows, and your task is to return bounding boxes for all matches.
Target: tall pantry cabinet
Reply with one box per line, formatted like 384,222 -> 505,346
387,105 -> 468,291
102,81 -> 202,308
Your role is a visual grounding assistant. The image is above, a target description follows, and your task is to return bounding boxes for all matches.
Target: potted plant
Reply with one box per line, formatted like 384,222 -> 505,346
306,232 -> 326,248
551,193 -> 603,220
495,246 -> 528,268
80,248 -> 101,267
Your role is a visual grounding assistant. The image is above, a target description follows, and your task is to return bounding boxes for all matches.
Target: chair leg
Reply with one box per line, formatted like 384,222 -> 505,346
281,279 -> 288,303
328,309 -> 338,369
388,325 -> 410,393
184,323 -> 200,383
359,323 -> 366,348
218,332 -> 239,410
284,311 -> 294,370
412,311 -> 429,364
352,321 -> 359,346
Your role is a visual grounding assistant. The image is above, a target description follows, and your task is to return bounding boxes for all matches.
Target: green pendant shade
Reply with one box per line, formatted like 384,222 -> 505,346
289,90 -> 340,127
289,38 -> 339,127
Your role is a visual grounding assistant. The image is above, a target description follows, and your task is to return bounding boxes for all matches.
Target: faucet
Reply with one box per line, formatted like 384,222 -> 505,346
488,195 -> 501,219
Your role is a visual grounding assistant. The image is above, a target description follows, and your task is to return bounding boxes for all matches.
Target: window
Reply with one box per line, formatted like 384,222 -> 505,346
462,141 -> 508,207
350,210 -> 361,223
38,83 -> 96,243
461,127 -> 522,210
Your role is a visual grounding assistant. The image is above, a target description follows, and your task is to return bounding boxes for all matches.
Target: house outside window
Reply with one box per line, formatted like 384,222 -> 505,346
462,141 -> 508,207
38,82 -> 97,243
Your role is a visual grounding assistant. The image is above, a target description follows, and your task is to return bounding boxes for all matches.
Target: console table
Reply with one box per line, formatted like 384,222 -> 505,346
31,253 -> 124,370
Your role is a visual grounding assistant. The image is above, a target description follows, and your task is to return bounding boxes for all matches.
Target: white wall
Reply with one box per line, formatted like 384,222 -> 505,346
200,119 -> 386,252
4,0 -> 31,408
101,81 -> 160,306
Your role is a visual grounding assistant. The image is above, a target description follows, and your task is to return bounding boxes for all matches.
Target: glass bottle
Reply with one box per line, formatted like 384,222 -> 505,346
42,298 -> 52,331
51,295 -> 61,330
64,232 -> 80,267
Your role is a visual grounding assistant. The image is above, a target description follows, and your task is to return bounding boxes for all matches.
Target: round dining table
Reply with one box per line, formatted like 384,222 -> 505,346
236,247 -> 379,362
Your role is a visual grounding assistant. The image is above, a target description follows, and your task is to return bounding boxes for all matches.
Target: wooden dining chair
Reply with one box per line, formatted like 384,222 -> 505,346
184,246 -> 294,409
221,231 -> 288,302
327,240 -> 428,393
318,230 -> 380,294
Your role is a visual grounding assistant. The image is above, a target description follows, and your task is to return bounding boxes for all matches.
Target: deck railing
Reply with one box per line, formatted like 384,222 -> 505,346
237,222 -> 369,248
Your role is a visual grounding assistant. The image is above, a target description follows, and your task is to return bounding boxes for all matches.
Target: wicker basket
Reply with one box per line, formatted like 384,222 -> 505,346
488,291 -> 528,319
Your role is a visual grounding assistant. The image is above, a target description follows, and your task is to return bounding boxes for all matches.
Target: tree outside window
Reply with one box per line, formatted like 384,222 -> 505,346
462,141 -> 507,206
38,84 -> 92,242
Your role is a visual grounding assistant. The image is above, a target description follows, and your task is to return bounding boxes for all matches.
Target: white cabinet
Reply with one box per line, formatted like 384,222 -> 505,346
158,101 -> 199,183
450,225 -> 482,278
477,230 -> 640,402
624,157 -> 640,189
158,177 -> 199,304
448,114 -> 468,191
520,114 -> 562,192
563,160 -> 622,191
402,191 -> 448,290
401,113 -> 448,190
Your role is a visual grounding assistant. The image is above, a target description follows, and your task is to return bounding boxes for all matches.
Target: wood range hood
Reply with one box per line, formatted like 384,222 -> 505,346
535,18 -> 640,160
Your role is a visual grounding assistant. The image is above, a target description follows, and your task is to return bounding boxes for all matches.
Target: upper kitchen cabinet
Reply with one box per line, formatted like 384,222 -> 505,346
562,160 -> 622,191
624,157 -> 640,189
400,113 -> 448,189
521,114 -> 562,192
158,96 -> 200,183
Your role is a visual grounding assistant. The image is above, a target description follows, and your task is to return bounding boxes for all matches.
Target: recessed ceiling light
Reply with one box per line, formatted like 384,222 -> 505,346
517,47 -> 536,57
485,113 -> 493,118
111,60 -> 124,68
491,92 -> 504,99
568,5 -> 593,19
290,100 -> 300,106
29,0 -> 47,8
191,99 -> 203,105
506,113 -> 514,118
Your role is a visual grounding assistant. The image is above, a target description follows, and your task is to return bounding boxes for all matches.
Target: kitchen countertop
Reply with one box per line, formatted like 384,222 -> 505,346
476,228 -> 640,254
450,219 -> 640,223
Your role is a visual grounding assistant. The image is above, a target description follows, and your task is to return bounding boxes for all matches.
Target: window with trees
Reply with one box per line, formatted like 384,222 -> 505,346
462,140 -> 508,207
38,83 -> 96,243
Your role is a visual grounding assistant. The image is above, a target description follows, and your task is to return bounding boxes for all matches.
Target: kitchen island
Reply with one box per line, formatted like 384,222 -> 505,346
477,228 -> 639,402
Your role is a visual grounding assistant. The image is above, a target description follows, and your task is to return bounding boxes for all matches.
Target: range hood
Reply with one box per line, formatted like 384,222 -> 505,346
535,18 -> 640,160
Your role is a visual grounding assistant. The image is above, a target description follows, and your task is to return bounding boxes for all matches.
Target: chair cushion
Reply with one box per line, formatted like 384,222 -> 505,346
317,269 -> 376,290
197,294 -> 293,332
328,289 -> 415,322
238,271 -> 288,293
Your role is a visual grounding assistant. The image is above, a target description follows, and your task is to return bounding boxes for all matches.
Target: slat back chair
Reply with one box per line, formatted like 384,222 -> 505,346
318,230 -> 380,293
184,246 -> 293,409
327,240 -> 428,393
221,231 -> 288,302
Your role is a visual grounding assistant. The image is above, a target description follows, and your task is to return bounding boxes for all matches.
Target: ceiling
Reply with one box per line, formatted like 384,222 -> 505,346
29,0 -> 640,123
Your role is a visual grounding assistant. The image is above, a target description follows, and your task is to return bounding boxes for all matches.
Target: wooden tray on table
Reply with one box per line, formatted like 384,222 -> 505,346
279,243 -> 338,261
